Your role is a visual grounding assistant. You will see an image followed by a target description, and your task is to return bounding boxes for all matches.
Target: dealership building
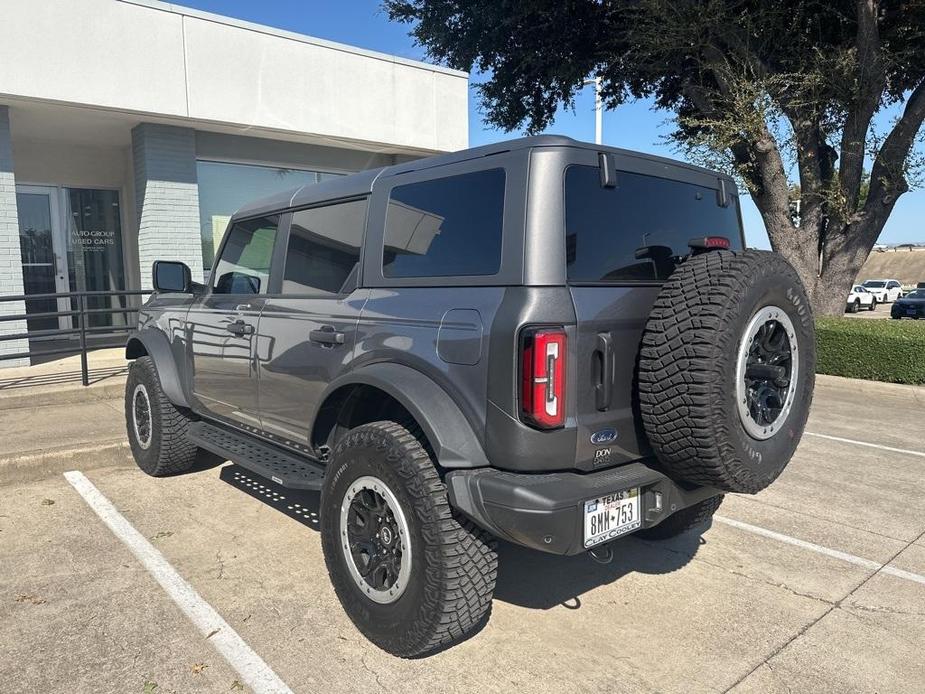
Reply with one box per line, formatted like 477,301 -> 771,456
0,0 -> 467,366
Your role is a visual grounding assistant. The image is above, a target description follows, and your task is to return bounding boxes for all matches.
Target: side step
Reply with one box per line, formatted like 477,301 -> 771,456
188,421 -> 325,490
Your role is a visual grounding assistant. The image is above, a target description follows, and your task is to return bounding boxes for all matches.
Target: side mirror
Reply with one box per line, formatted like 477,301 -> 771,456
153,260 -> 191,293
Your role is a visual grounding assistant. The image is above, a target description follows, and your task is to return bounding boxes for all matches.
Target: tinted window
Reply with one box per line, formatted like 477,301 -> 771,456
212,216 -> 279,294
383,169 -> 505,278
565,166 -> 743,282
282,199 -> 367,295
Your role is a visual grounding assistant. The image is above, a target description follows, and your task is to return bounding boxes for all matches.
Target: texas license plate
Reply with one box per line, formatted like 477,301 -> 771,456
583,488 -> 641,548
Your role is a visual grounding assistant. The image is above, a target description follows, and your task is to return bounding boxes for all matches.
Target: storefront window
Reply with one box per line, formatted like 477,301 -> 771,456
66,188 -> 127,328
197,161 -> 339,271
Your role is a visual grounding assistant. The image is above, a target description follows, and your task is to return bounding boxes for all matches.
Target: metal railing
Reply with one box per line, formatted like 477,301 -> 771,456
0,290 -> 150,386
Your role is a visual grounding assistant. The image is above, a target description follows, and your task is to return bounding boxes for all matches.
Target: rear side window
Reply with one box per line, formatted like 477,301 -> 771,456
565,166 -> 743,282
383,168 -> 505,278
212,216 -> 279,294
282,199 -> 366,295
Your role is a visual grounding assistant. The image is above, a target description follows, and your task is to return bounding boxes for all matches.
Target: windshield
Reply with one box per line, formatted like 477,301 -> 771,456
907,289 -> 925,299
864,281 -> 886,288
564,166 -> 744,282
852,286 -> 864,292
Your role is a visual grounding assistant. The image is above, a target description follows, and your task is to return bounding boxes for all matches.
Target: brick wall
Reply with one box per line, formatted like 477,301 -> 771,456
0,106 -> 29,368
132,124 -> 204,289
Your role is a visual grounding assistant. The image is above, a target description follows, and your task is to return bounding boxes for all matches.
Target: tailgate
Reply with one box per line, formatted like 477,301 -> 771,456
569,285 -> 659,471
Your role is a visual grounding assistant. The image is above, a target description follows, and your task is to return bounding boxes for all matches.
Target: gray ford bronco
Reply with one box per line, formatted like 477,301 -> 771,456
124,136 -> 815,657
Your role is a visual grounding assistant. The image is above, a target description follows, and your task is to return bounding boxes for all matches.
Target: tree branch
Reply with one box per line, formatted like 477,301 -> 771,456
863,78 -> 925,223
838,0 -> 886,211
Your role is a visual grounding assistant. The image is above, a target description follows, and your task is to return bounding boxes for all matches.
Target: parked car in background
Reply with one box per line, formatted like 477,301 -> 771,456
846,285 -> 877,312
891,288 -> 925,319
862,279 -> 904,302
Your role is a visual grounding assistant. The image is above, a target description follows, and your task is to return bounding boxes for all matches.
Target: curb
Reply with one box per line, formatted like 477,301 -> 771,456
0,441 -> 133,486
815,373 -> 925,400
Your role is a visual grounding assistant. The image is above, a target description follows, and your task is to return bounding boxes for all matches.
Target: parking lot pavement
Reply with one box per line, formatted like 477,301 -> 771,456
2,376 -> 923,693
842,307 -> 891,319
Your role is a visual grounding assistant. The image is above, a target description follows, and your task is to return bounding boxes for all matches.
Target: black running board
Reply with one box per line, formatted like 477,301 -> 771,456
188,421 -> 325,490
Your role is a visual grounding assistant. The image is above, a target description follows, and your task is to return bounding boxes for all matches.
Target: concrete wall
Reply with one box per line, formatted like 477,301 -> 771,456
0,0 -> 468,154
0,107 -> 29,366
132,124 -> 204,289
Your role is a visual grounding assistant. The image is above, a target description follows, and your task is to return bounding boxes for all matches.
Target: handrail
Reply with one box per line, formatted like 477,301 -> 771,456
0,289 -> 151,385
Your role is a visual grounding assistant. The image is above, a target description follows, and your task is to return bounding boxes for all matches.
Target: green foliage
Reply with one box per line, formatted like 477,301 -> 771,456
816,317 -> 925,384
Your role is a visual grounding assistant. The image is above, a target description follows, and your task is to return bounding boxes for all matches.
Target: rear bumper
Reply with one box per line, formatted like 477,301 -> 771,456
446,462 -> 720,555
891,304 -> 925,318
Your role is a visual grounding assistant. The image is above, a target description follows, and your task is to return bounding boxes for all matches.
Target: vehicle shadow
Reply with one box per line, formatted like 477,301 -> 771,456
218,463 -> 707,612
493,532 -> 705,610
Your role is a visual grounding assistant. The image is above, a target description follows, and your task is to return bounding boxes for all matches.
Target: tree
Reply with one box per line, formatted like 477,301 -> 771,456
385,0 -> 925,315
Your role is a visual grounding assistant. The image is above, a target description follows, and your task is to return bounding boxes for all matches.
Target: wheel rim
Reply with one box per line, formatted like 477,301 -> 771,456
339,475 -> 412,605
735,306 -> 799,441
132,383 -> 153,450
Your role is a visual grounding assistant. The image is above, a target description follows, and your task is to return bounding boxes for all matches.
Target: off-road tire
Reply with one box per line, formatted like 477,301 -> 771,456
636,495 -> 724,540
321,421 -> 498,658
125,356 -> 199,476
638,250 -> 815,494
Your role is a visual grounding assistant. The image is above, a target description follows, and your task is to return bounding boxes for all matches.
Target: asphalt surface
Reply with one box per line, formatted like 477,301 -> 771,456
1,376 -> 923,693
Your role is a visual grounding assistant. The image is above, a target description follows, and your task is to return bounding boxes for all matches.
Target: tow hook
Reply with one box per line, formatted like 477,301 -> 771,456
587,545 -> 614,565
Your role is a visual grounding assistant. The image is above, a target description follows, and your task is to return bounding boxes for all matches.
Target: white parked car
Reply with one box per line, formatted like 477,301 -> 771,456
862,279 -> 903,302
846,285 -> 877,312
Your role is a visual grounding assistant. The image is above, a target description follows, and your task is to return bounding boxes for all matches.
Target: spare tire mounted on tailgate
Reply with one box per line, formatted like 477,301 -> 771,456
638,249 -> 815,494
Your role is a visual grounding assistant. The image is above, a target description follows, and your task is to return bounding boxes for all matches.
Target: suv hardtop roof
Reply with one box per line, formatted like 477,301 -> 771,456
233,135 -> 737,220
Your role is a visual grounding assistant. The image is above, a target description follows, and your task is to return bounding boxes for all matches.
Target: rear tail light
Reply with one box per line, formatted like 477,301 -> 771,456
520,327 -> 567,429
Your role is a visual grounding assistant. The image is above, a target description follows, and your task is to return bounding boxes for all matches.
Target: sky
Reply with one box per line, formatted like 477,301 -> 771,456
176,0 -> 923,250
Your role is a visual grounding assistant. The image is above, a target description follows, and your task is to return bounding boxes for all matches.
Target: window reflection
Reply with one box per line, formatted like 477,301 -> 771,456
197,161 -> 342,271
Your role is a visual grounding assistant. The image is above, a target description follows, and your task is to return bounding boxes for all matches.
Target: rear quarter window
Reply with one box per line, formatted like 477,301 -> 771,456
382,168 -> 505,278
565,165 -> 743,283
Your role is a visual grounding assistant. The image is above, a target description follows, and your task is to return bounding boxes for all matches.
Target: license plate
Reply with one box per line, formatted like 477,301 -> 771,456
908,309 -> 917,316
583,488 -> 641,548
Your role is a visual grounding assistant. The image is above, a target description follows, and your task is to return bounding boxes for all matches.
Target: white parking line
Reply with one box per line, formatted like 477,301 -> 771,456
805,431 -> 925,458
64,471 -> 294,694
715,516 -> 925,587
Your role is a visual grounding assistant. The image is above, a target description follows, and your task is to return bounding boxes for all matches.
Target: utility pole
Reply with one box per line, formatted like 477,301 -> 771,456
583,77 -> 603,145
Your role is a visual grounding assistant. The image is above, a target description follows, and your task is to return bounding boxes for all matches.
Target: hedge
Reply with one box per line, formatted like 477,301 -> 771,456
815,317 -> 925,385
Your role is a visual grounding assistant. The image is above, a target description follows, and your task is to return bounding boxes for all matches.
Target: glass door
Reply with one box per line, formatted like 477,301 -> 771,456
65,188 -> 127,329
15,186 -> 70,333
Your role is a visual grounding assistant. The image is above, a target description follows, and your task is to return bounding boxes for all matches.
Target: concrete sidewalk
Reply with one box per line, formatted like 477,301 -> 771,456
0,348 -> 128,410
0,349 -> 131,485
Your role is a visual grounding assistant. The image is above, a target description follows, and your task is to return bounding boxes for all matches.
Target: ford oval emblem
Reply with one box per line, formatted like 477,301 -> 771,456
590,428 -> 618,445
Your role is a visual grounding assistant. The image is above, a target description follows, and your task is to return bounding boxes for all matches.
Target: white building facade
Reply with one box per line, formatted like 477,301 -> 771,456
0,0 -> 468,366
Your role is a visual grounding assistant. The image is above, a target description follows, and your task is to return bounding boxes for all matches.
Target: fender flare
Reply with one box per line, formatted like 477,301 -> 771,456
319,363 -> 490,469
125,329 -> 190,408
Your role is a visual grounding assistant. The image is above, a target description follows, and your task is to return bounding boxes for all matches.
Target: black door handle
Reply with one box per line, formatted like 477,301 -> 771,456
310,326 -> 345,345
226,320 -> 254,336
594,332 -> 614,411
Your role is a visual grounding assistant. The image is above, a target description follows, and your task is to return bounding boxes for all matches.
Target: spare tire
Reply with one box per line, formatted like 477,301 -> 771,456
638,250 -> 815,494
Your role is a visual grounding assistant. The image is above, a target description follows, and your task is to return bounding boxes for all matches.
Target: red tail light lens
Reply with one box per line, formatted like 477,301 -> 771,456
520,327 -> 567,429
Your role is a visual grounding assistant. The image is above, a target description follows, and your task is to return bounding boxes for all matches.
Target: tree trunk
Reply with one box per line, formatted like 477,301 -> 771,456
767,217 -> 888,318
